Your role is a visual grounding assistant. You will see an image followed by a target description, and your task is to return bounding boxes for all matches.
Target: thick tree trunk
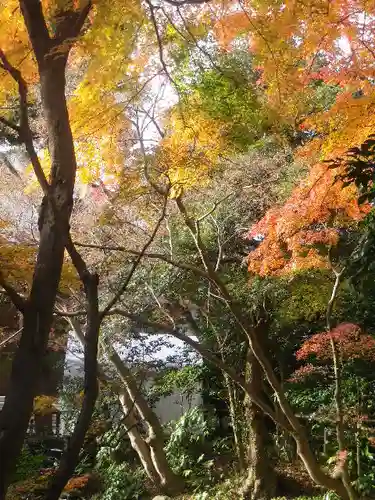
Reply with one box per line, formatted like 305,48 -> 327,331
0,1 -> 91,493
106,346 -> 183,495
241,350 -> 275,500
0,57 -> 76,498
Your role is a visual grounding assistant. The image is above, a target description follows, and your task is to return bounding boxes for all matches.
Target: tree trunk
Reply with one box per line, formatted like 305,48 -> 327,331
118,391 -> 162,487
326,269 -> 357,500
0,59 -> 76,500
0,1 -> 92,493
330,338 -> 356,500
44,274 -> 100,500
69,319 -> 182,494
106,346 -> 183,495
223,372 -> 246,471
241,350 -> 275,500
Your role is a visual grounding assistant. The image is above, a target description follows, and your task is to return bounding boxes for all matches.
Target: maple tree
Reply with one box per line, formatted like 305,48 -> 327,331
295,322 -> 375,363
184,0 -> 375,277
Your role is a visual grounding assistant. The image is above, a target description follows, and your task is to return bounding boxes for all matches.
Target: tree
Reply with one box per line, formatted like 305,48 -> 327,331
0,3 -> 93,495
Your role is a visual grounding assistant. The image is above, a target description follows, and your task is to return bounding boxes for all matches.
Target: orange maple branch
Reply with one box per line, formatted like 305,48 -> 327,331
238,0 -> 282,105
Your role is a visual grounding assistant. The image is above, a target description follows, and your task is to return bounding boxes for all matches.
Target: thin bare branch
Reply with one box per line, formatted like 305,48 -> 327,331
0,328 -> 23,351
197,192 -> 235,223
100,195 -> 169,318
146,0 -> 180,91
326,247 -> 345,331
73,241 -> 212,281
0,49 -> 49,195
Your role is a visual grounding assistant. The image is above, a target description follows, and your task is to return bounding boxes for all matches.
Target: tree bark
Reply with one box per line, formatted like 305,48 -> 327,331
0,2 -> 90,495
44,274 -> 100,500
0,56 -> 75,500
241,350 -> 275,500
118,391 -> 162,486
67,318 -> 182,494
105,346 -> 183,495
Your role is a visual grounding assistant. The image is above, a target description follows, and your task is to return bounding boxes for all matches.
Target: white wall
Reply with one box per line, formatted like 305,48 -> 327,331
62,332 -> 203,428
153,389 -> 202,425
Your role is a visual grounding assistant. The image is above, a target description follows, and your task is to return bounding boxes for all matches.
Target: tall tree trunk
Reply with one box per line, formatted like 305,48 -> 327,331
0,2 -> 90,494
106,346 -> 183,495
241,350 -> 275,500
0,60 -> 75,500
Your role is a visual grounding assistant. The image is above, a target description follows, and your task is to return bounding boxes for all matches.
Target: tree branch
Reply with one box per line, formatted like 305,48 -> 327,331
54,1 -> 92,44
0,272 -> 26,312
0,49 -> 50,195
146,0 -> 180,90
108,307 -> 290,431
326,246 -> 345,331
73,241 -> 212,282
0,328 -> 23,351
19,0 -> 51,64
100,195 -> 169,318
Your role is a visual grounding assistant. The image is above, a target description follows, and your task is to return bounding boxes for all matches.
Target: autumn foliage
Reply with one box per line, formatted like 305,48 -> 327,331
247,162 -> 371,276
296,323 -> 375,363
290,323 -> 375,385
204,0 -> 375,276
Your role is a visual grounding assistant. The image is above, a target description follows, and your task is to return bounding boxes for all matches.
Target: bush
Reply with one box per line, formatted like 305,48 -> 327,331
166,407 -> 217,487
11,445 -> 46,483
95,446 -> 147,500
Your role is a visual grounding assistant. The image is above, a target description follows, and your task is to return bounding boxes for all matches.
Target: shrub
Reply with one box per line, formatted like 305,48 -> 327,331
95,446 -> 147,500
11,446 -> 46,483
166,407 -> 217,487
